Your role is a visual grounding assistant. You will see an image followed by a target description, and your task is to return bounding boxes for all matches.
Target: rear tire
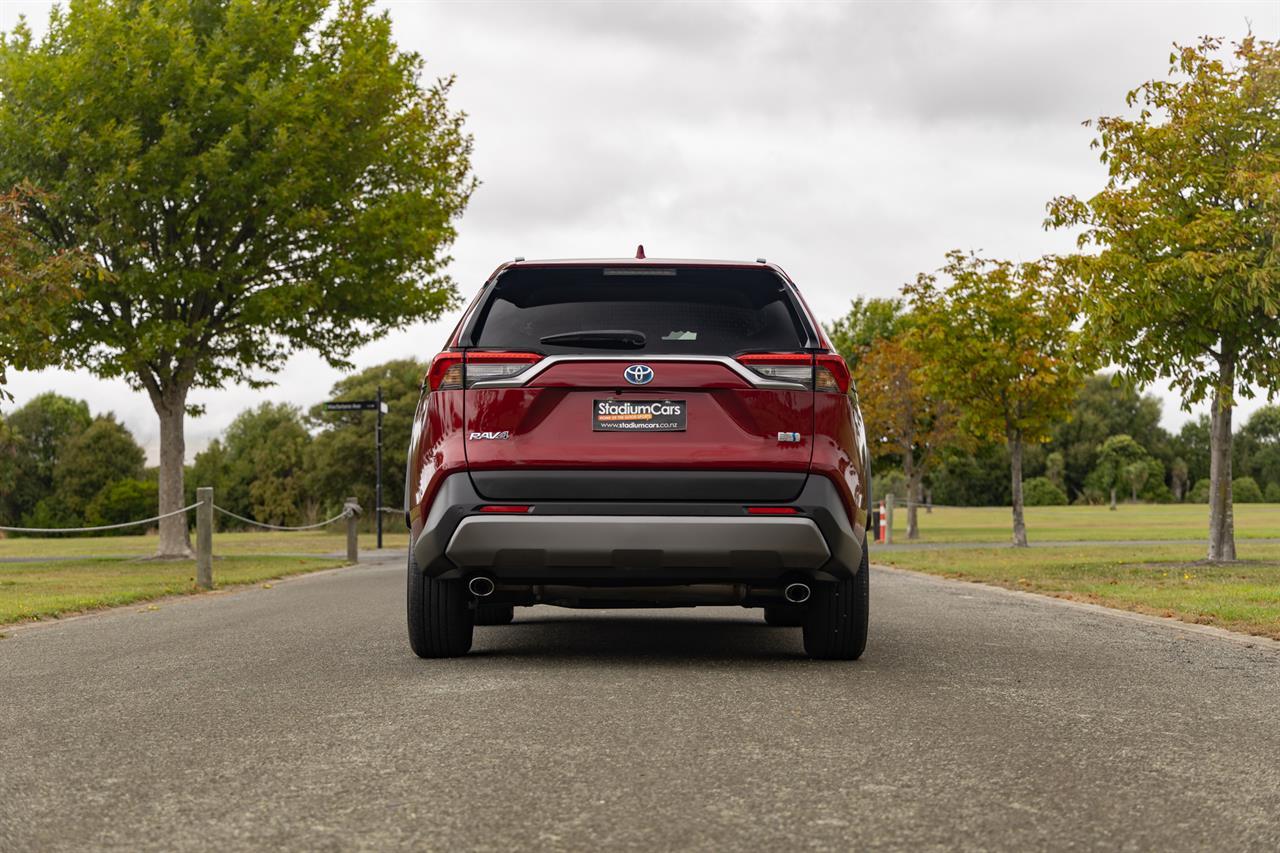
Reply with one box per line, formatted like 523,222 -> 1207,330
475,603 -> 515,626
763,605 -> 804,627
407,551 -> 473,658
802,548 -> 869,660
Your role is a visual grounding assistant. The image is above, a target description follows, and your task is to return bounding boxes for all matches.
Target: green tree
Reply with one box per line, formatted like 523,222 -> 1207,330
930,443 -> 1011,507
0,0 -> 475,556
1172,416 -> 1212,487
49,414 -> 146,521
1236,405 -> 1280,493
906,251 -> 1092,546
0,186 -> 83,400
1048,36 -> 1280,561
0,393 -> 92,521
1090,434 -> 1152,510
824,297 -> 907,369
306,359 -> 425,522
1044,451 -> 1066,492
1170,457 -> 1190,502
191,404 -> 312,526
1047,374 -> 1171,500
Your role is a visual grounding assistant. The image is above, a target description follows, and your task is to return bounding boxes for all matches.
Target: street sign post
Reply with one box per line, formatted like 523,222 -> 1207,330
324,387 -> 389,549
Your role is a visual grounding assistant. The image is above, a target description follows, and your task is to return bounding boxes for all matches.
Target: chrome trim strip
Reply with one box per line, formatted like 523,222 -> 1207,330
467,354 -> 809,390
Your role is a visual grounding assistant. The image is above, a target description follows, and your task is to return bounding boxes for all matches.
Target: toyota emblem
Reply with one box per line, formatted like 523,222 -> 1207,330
624,364 -> 654,385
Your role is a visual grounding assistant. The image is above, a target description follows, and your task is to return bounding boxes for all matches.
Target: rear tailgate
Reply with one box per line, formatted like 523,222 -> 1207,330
458,264 -> 820,503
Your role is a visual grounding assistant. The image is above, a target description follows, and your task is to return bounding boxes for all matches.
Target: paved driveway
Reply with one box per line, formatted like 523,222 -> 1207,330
2,552 -> 1278,851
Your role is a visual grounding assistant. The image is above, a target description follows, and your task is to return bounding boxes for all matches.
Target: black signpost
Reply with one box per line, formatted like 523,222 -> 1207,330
324,387 -> 388,549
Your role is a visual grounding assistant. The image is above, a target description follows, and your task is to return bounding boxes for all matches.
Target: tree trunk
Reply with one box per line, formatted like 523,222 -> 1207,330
153,387 -> 192,558
925,488 -> 932,514
1009,430 -> 1028,547
1109,486 -> 1117,511
1207,355 -> 1236,561
905,446 -> 920,540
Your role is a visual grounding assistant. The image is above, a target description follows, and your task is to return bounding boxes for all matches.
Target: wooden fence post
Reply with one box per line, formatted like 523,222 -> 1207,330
196,486 -> 213,589
345,496 -> 360,563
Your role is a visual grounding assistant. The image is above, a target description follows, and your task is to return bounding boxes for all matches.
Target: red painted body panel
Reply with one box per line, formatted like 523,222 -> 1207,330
407,388 -> 467,540
811,390 -> 870,529
463,360 -> 814,473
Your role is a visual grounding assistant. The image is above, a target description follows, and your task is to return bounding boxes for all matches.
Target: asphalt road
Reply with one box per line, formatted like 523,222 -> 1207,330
3,552 -> 1279,852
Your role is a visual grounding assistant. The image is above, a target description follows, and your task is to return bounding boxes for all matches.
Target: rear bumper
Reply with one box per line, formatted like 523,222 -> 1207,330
413,472 -> 864,583
447,515 -> 829,572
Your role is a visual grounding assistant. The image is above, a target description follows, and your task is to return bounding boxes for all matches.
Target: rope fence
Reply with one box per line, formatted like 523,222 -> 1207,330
212,505 -> 355,532
0,503 -> 201,534
0,488 -> 376,589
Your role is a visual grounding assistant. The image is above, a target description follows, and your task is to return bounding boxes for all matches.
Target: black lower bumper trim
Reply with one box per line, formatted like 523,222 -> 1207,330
413,471 -> 864,583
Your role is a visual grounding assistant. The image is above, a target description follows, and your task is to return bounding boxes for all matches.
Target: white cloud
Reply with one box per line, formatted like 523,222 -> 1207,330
3,0 -> 1277,460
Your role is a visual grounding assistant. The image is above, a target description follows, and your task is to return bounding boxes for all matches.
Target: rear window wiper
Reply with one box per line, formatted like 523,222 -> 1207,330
538,329 -> 646,349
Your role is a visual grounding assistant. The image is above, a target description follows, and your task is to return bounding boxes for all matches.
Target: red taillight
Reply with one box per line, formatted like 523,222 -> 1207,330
464,351 -> 543,386
426,352 -> 464,392
746,506 -> 799,515
478,504 -> 532,513
814,353 -> 851,394
736,353 -> 813,386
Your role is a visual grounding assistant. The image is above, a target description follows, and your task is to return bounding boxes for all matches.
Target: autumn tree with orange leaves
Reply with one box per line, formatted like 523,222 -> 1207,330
0,187 -> 82,403
853,335 -> 961,540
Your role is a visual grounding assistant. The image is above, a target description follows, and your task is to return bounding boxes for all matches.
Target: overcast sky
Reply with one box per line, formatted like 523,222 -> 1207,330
3,0 -> 1277,463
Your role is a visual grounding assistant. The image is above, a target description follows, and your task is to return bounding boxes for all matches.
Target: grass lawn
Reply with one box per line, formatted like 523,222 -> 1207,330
0,555 -> 348,626
887,503 -> 1280,543
0,528 -> 410,560
875,541 -> 1280,640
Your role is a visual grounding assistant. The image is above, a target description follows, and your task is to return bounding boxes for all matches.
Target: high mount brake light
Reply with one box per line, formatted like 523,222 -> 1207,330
736,353 -> 813,386
464,351 -> 543,387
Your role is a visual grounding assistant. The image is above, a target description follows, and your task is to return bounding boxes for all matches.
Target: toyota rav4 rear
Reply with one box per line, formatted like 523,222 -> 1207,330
405,256 -> 871,659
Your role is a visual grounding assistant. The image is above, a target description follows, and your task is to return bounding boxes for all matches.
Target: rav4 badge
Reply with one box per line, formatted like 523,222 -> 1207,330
469,431 -> 511,440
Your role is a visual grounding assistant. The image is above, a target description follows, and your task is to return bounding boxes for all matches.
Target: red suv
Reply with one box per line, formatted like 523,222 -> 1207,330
405,255 -> 871,659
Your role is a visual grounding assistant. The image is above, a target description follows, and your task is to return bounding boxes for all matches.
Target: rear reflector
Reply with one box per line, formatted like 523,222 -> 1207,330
746,506 -> 799,515
478,505 -> 532,513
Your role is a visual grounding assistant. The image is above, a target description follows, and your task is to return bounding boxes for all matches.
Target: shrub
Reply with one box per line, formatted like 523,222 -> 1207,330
1073,487 -> 1105,506
1142,482 -> 1174,504
1023,476 -> 1068,506
84,479 -> 160,535
1188,478 -> 1211,503
1266,481 -> 1280,503
872,469 -> 908,503
1233,476 -> 1264,504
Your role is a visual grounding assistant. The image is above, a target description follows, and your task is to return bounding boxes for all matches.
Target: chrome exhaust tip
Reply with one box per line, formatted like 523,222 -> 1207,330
783,582 -> 811,605
468,576 -> 496,598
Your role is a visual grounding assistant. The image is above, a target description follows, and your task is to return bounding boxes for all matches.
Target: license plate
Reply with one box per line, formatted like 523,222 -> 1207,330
593,399 -> 687,432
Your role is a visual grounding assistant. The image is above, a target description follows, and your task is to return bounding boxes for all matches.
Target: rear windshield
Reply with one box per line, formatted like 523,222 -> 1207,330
467,266 -> 809,355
